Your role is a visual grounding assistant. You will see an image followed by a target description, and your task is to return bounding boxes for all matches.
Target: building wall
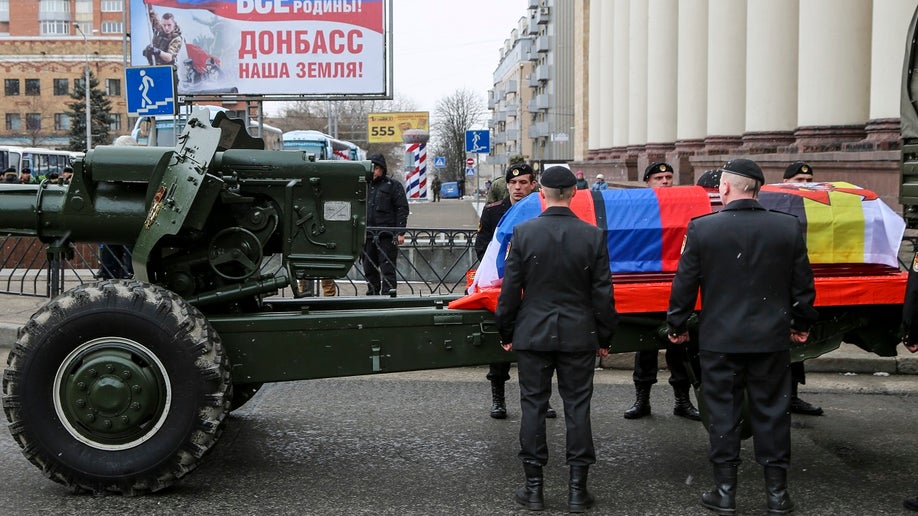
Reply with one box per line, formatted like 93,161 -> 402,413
0,1 -> 129,149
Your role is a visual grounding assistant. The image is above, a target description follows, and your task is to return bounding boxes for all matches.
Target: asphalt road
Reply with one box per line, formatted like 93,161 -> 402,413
1,355 -> 916,515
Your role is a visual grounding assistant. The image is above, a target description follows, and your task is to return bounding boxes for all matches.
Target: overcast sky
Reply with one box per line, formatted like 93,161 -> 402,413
389,0 -> 529,122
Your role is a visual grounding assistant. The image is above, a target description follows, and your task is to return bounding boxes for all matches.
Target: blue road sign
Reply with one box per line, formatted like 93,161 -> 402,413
465,130 -> 490,153
465,167 -> 476,176
125,66 -> 176,116
434,156 -> 446,169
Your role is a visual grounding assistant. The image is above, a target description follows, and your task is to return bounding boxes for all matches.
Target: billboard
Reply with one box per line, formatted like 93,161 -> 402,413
129,0 -> 391,98
367,111 -> 429,143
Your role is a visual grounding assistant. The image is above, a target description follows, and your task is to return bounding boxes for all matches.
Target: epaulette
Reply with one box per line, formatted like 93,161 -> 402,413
485,200 -> 505,208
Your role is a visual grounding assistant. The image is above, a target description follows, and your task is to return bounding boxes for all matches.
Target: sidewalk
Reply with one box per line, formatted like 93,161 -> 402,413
1,291 -> 915,374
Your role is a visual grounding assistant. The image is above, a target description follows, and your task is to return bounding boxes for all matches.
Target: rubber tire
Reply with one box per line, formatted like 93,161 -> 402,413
1,280 -> 232,495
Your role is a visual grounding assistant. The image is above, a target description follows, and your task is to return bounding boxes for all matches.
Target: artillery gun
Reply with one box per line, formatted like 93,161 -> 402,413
0,108 -> 908,496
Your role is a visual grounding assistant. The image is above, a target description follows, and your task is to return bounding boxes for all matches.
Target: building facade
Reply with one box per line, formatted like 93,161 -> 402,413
0,0 -> 129,149
572,0 -> 916,209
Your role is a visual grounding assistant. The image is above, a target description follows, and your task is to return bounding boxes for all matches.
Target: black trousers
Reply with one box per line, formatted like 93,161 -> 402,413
633,344 -> 694,390
700,349 -> 791,469
486,362 -> 511,383
363,234 -> 398,295
517,350 -> 596,467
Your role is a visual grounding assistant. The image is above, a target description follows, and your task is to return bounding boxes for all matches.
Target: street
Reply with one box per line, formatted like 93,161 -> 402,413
1,351 -> 916,515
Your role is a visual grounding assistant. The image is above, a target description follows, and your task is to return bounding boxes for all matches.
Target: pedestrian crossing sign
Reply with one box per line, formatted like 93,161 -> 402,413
125,65 -> 176,116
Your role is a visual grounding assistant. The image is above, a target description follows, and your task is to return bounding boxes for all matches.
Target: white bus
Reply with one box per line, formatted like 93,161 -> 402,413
130,106 -> 283,150
282,130 -> 365,161
0,146 -> 79,178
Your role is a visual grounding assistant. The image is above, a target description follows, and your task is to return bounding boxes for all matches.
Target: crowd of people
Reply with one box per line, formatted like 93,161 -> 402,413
1,166 -> 72,185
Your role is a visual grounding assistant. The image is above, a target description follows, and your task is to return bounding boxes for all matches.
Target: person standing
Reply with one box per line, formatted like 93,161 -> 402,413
575,170 -> 589,190
624,162 -> 701,421
901,250 -> 918,512
666,158 -> 817,515
781,161 -> 823,416
474,162 -> 556,420
590,174 -> 607,191
431,174 -> 442,202
496,166 -> 618,512
486,174 -> 509,203
364,153 -> 409,296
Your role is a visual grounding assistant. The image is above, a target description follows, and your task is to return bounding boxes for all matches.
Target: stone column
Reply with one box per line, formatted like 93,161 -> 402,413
598,0 -> 616,150
705,0 -> 746,154
625,0 -> 648,179
672,0 -> 708,184
645,0 -> 678,167
793,0 -> 870,151
743,0 -> 798,153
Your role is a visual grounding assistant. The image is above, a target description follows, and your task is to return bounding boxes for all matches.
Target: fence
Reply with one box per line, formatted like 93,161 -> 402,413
0,227 -> 482,299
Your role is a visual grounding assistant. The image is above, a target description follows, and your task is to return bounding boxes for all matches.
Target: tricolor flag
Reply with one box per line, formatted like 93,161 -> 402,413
759,182 -> 905,268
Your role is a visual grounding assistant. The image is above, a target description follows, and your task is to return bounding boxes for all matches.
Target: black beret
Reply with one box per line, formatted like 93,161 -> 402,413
721,158 -> 764,184
540,166 -> 577,189
368,153 -> 387,172
505,162 -> 534,183
644,161 -> 674,181
783,161 -> 813,180
696,169 -> 722,189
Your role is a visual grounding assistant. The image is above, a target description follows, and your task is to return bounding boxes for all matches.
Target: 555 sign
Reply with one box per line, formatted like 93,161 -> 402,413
367,111 -> 429,143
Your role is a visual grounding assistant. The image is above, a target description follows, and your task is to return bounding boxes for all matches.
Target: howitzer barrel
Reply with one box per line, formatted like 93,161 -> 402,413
0,182 -> 148,244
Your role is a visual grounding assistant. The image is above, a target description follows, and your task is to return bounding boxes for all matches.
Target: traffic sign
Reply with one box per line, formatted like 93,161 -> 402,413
466,157 -> 475,167
465,130 -> 490,153
465,167 -> 475,176
125,65 -> 176,116
434,156 -> 446,169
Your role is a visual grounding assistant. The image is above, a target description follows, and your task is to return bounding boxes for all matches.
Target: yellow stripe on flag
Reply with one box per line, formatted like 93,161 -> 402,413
803,190 -> 864,264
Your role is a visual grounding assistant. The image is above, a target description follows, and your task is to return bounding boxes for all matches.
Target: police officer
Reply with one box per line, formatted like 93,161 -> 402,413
474,162 -> 556,420
667,158 -> 817,515
496,166 -> 618,512
782,161 -> 823,416
364,153 -> 409,296
624,162 -> 701,421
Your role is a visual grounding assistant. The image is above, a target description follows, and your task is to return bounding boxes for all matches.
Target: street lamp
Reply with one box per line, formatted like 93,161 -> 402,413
73,23 -> 91,152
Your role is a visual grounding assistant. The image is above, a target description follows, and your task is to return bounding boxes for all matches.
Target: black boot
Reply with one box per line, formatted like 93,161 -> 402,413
673,386 -> 702,421
790,382 -> 823,416
701,464 -> 737,515
490,381 -> 507,419
568,465 -> 595,513
764,467 -> 794,514
623,384 -> 651,419
514,463 -> 544,511
905,496 -> 918,511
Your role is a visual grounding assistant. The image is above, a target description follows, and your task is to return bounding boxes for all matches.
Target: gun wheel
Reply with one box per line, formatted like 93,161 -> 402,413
1,280 -> 231,495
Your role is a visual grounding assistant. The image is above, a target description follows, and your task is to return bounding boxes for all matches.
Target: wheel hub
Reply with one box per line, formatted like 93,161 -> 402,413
55,337 -> 171,450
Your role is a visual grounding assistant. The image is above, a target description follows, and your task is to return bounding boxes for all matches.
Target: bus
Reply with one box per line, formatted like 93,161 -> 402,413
130,105 -> 283,150
0,146 -> 80,178
282,130 -> 365,161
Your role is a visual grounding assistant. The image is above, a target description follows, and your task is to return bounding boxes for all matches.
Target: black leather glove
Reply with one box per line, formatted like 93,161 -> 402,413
142,45 -> 154,58
153,47 -> 162,57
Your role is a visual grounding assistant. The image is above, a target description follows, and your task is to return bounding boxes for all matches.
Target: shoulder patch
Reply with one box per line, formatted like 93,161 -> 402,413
485,200 -> 504,208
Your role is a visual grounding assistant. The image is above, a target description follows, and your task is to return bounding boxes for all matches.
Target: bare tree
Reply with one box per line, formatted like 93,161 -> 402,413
432,88 -> 485,184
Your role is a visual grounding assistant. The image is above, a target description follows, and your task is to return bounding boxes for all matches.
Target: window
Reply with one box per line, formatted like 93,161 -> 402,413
75,78 -> 86,91
25,79 -> 40,96
101,21 -> 123,34
40,20 -> 71,35
74,0 -> 91,14
26,113 -> 41,131
109,113 -> 122,132
53,78 -> 68,96
105,78 -> 121,96
54,113 -> 70,131
38,0 -> 69,17
4,79 -> 18,96
6,113 -> 20,131
101,0 -> 123,12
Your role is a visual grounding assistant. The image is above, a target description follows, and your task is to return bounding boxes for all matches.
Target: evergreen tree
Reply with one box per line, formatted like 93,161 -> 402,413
67,71 -> 113,152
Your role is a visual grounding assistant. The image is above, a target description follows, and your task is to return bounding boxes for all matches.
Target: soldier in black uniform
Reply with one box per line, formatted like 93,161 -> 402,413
782,161 -> 823,416
624,162 -> 701,422
496,166 -> 618,512
363,153 -> 409,295
902,250 -> 918,512
475,162 -> 558,419
667,158 -> 817,515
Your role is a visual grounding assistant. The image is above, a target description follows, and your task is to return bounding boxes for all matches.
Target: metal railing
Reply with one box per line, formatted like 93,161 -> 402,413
0,227 -> 482,299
